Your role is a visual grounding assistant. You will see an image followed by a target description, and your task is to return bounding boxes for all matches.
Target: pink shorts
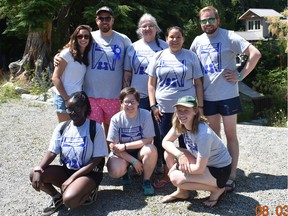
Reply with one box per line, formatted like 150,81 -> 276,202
88,98 -> 120,125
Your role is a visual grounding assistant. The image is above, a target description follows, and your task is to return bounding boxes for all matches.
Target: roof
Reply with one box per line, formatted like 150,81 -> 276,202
239,9 -> 284,20
234,31 -> 265,41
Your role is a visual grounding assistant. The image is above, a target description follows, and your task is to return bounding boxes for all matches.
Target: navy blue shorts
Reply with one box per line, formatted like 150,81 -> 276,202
204,96 -> 242,116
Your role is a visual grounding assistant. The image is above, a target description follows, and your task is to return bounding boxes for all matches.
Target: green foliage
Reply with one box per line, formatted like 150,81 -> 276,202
238,94 -> 255,123
29,65 -> 52,101
0,0 -> 70,36
0,83 -> 21,104
251,68 -> 287,127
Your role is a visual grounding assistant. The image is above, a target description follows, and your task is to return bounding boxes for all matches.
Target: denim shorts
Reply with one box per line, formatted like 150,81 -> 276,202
53,93 -> 66,113
204,96 -> 242,116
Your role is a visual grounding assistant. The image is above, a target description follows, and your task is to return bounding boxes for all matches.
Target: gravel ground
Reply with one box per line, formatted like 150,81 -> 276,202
0,99 -> 287,216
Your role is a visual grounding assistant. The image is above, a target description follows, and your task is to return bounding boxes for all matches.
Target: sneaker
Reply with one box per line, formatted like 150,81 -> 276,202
120,172 -> 132,185
42,195 -> 63,216
82,186 -> 99,206
143,180 -> 154,196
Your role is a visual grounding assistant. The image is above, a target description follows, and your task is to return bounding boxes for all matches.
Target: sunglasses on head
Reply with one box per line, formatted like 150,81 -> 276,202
200,18 -> 216,25
76,34 -> 90,40
97,16 -> 112,22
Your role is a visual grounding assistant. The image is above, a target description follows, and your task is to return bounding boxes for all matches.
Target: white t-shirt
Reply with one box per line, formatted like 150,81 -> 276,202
107,108 -> 155,144
146,48 -> 203,113
49,119 -> 108,170
190,28 -> 250,101
53,48 -> 86,96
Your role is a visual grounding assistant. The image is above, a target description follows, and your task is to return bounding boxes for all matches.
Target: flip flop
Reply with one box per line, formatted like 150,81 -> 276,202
153,179 -> 171,189
203,190 -> 226,207
162,194 -> 190,203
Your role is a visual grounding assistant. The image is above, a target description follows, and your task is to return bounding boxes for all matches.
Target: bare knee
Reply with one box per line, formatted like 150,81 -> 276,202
107,163 -> 126,178
63,192 -> 80,209
169,171 -> 184,186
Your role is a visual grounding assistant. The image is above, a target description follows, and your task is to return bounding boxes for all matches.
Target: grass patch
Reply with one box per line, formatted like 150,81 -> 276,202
0,82 -> 21,104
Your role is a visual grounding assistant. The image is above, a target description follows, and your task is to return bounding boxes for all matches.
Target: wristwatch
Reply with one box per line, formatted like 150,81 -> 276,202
237,71 -> 243,81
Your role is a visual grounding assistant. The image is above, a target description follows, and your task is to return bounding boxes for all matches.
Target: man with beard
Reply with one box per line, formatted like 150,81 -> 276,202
190,6 -> 261,193
84,6 -> 132,140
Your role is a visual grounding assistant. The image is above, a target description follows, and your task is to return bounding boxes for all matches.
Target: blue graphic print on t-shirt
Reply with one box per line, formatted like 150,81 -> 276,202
119,126 -> 143,143
183,132 -> 198,157
61,136 -> 88,169
132,50 -> 152,75
91,43 -> 121,71
158,59 -> 186,88
199,42 -> 222,74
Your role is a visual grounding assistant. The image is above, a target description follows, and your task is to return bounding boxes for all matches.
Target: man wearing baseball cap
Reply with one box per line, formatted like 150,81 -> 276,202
84,6 -> 132,140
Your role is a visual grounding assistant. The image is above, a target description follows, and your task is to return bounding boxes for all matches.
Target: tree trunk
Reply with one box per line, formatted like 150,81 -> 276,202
9,22 -> 53,80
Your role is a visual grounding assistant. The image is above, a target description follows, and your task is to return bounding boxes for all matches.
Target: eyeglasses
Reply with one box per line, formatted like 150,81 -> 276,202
76,34 -> 90,40
123,99 -> 137,105
66,106 -> 82,114
97,16 -> 112,22
200,18 -> 216,25
141,24 -> 155,29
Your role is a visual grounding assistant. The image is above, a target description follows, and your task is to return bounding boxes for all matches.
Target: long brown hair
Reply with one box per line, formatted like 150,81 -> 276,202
62,25 -> 93,66
172,107 -> 207,135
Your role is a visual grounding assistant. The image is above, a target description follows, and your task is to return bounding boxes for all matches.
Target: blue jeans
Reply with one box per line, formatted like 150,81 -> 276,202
157,112 -> 185,163
139,97 -> 162,161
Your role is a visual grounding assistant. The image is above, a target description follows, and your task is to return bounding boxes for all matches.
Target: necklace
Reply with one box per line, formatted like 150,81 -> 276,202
101,34 -> 114,47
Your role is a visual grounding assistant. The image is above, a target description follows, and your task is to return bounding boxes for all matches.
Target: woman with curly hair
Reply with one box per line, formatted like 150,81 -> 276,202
52,25 -> 93,123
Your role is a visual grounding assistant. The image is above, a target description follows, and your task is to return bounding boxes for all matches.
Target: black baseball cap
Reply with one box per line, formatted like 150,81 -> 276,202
96,6 -> 113,16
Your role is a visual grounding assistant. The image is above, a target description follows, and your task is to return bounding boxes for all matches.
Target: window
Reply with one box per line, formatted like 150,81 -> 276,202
248,21 -> 254,30
248,20 -> 261,30
255,20 -> 260,29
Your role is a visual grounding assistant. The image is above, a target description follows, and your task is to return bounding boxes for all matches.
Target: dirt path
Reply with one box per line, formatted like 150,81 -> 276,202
0,99 -> 287,216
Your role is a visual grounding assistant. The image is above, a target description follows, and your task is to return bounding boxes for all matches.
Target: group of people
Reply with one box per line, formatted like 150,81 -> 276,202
30,5 -> 261,216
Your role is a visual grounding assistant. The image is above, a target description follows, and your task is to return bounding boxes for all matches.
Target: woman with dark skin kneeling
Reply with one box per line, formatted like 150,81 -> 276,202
161,96 -> 231,207
29,91 -> 108,216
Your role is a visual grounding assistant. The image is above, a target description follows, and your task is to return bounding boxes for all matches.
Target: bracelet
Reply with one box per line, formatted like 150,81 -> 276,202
131,158 -> 137,166
198,106 -> 204,109
175,152 -> 184,160
33,166 -> 44,173
150,104 -> 158,111
124,144 -> 127,151
237,71 -> 243,81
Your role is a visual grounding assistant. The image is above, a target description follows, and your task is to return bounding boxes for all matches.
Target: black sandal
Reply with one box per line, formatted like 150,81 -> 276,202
225,177 -> 236,193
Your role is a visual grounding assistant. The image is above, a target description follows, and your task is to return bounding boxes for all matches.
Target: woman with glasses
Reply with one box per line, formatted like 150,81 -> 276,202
161,95 -> 231,207
123,13 -> 168,176
52,25 -> 93,123
147,26 -> 204,188
30,91 -> 108,215
106,87 -> 157,196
